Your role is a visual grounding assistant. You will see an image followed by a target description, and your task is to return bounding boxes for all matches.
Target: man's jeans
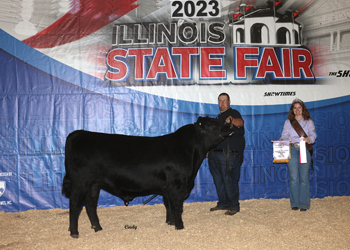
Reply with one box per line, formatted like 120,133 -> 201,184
287,146 -> 312,209
208,150 -> 241,211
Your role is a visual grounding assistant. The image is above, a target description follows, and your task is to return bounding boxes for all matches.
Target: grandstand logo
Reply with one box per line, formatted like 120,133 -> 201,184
329,70 -> 350,77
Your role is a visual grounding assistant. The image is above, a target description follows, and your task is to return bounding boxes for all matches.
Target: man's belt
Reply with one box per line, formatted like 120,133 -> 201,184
211,149 -> 239,154
292,142 -> 300,148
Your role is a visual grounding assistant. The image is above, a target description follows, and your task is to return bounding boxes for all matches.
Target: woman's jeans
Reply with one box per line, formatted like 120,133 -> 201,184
287,146 -> 312,209
208,150 -> 242,211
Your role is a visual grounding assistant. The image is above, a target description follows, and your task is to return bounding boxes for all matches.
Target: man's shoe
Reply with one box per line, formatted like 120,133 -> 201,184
225,209 -> 238,216
292,207 -> 299,210
300,208 -> 307,212
210,206 -> 225,212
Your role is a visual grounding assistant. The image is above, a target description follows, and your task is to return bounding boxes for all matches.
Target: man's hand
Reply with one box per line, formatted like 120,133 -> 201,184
226,116 -> 244,127
225,116 -> 233,124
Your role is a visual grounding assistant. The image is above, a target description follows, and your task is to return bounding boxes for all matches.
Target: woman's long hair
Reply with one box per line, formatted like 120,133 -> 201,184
287,98 -> 312,120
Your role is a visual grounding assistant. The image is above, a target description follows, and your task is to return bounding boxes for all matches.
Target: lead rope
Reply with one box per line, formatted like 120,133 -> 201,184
143,194 -> 158,205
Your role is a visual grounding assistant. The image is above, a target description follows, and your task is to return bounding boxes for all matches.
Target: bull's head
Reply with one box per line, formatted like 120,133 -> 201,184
195,116 -> 234,139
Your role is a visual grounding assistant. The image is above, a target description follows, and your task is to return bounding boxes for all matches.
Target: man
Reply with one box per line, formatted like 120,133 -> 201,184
208,93 -> 245,215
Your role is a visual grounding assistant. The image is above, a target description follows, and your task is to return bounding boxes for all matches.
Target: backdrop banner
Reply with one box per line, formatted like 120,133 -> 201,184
0,0 -> 350,212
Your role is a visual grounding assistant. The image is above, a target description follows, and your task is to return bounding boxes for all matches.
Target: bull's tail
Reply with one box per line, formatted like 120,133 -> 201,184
62,174 -> 72,198
62,131 -> 76,199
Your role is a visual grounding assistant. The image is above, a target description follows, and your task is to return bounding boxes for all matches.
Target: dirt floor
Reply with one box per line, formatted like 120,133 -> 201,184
1,196 -> 349,250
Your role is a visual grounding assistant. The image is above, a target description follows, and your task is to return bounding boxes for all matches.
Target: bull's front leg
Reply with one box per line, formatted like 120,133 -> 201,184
168,194 -> 184,230
163,196 -> 175,225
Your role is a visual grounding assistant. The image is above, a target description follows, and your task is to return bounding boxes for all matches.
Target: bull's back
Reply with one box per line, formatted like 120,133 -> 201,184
64,128 -> 196,172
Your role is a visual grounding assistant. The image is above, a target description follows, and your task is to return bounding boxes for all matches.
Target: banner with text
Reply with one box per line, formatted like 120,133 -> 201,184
0,0 -> 349,212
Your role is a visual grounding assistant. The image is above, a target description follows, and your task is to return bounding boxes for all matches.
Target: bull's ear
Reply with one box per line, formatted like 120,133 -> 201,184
195,116 -> 202,125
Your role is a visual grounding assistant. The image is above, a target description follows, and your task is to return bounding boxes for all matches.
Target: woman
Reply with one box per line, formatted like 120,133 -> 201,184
280,98 -> 316,211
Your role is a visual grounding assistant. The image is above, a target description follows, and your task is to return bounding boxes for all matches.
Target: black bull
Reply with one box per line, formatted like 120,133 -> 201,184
62,116 -> 234,238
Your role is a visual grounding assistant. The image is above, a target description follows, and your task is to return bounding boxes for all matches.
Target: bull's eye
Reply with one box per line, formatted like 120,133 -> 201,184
199,123 -> 201,126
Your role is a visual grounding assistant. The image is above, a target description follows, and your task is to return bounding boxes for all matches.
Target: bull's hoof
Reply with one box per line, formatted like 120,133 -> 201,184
175,224 -> 184,230
166,220 -> 175,226
70,233 -> 79,238
91,225 -> 103,232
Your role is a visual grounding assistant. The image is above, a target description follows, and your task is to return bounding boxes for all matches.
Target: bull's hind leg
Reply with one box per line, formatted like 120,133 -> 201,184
163,196 -> 175,225
68,192 -> 85,238
85,183 -> 103,232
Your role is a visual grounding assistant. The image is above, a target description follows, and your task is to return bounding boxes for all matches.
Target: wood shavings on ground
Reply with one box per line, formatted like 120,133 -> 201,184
1,196 -> 349,250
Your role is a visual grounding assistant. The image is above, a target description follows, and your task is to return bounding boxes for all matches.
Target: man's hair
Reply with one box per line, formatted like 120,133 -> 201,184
218,93 -> 230,101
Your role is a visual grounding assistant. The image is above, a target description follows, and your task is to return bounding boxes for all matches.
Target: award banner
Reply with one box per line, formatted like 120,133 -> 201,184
272,140 -> 290,163
299,139 -> 307,164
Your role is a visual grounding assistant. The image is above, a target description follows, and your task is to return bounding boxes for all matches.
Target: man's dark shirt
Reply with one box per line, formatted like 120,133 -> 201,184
214,108 -> 245,155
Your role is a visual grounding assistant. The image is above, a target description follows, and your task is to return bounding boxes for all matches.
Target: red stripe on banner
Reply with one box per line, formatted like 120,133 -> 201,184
274,1 -> 282,7
22,0 -> 140,49
294,0 -> 315,18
